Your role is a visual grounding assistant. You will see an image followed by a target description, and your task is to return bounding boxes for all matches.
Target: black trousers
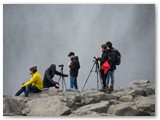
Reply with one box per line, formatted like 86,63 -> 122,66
100,69 -> 107,88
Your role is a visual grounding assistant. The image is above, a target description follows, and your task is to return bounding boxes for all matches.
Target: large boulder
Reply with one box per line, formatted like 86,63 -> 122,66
64,89 -> 81,106
21,96 -> 71,116
119,95 -> 133,102
23,87 -> 61,99
82,90 -> 118,101
74,101 -> 110,114
107,103 -> 145,116
81,95 -> 100,105
129,80 -> 151,89
112,90 -> 126,99
128,88 -> 146,96
3,96 -> 26,116
144,85 -> 155,96
134,95 -> 155,112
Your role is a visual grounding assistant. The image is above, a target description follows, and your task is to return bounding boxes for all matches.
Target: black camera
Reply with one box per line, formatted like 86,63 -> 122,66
59,64 -> 64,67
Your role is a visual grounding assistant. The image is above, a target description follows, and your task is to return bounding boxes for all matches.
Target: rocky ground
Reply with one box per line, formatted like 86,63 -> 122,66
3,80 -> 155,116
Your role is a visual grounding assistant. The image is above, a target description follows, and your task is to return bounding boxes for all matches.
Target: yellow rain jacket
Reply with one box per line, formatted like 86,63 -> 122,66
22,71 -> 43,90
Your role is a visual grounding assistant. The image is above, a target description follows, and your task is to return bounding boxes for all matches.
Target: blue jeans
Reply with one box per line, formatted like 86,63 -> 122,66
106,71 -> 115,87
15,85 -> 41,97
70,76 -> 78,89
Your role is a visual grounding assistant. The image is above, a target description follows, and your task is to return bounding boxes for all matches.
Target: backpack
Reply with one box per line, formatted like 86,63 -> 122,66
112,49 -> 121,65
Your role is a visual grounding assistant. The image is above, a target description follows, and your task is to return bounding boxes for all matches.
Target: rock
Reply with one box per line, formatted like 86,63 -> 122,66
74,101 -> 110,114
22,96 -> 71,116
66,89 -> 80,93
134,95 -> 155,112
57,96 -> 67,102
85,91 -> 118,101
128,88 -> 146,96
64,90 -> 81,106
24,87 -> 60,99
70,111 -> 113,116
81,96 -> 100,105
21,108 -> 30,115
105,93 -> 118,100
112,90 -> 126,98
39,94 -> 50,98
129,80 -> 151,89
66,94 -> 81,106
132,80 -> 150,85
109,99 -> 120,105
87,91 -> 106,99
144,85 -> 155,95
3,96 -> 26,116
119,95 -> 133,102
107,103 -> 142,116
47,87 -> 60,96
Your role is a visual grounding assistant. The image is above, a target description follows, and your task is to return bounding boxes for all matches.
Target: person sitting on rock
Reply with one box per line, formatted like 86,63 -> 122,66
43,64 -> 68,89
15,66 -> 43,97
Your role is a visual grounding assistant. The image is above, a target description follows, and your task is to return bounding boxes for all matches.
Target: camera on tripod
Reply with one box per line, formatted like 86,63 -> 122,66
59,64 -> 64,68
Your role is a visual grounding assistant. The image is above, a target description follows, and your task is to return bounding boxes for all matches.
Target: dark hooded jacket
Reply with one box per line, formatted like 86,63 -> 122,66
43,64 -> 67,88
108,47 -> 117,71
69,56 -> 80,77
99,50 -> 109,67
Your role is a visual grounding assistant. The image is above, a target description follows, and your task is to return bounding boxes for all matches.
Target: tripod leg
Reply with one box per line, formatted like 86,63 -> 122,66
97,71 -> 99,90
62,78 -> 64,91
81,62 -> 96,92
99,71 -> 103,88
58,76 -> 61,83
63,77 -> 67,90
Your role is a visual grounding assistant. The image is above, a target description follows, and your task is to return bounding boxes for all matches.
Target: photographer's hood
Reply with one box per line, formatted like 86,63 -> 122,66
49,64 -> 56,72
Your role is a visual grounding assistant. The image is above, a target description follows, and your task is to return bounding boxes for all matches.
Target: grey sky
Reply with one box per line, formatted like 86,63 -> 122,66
3,4 -> 155,95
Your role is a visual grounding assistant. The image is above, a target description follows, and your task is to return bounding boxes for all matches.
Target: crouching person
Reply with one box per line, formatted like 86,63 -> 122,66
43,64 -> 68,89
15,66 -> 43,97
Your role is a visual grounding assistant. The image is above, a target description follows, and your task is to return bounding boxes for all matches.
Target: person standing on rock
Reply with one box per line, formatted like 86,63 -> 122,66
106,41 -> 117,91
68,52 -> 80,90
43,64 -> 68,89
15,66 -> 43,97
95,44 -> 110,91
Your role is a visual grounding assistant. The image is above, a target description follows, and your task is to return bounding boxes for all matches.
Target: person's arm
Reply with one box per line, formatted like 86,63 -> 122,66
69,61 -> 76,70
109,52 -> 116,64
22,74 -> 37,87
55,70 -> 68,77
100,53 -> 108,64
45,70 -> 57,85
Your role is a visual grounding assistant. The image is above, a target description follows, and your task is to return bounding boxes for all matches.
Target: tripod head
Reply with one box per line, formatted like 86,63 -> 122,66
59,64 -> 64,71
93,57 -> 100,72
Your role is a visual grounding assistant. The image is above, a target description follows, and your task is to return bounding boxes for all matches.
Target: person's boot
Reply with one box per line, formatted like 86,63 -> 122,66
107,86 -> 113,91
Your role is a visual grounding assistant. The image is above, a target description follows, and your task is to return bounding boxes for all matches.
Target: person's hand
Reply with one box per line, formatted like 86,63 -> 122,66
55,84 -> 59,89
95,56 -> 99,59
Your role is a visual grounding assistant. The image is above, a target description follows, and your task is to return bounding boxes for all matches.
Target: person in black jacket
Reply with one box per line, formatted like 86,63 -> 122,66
106,41 -> 117,91
43,64 -> 68,89
68,52 -> 80,89
95,44 -> 109,90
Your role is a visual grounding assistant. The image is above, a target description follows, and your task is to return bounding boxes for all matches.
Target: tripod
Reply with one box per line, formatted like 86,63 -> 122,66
81,59 -> 102,92
58,66 -> 67,92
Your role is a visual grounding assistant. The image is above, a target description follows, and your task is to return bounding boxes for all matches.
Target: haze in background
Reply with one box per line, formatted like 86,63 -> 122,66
3,4 -> 155,95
